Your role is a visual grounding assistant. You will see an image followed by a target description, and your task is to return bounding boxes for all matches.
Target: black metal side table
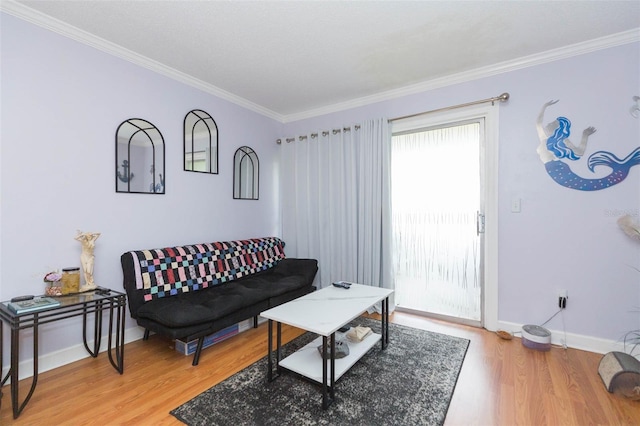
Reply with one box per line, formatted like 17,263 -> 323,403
0,288 -> 126,419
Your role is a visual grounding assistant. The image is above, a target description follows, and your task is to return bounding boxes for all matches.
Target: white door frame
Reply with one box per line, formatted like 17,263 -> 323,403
391,103 -> 499,330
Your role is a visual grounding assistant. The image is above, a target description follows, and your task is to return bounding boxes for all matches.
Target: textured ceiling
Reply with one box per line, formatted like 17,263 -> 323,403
7,1 -> 640,120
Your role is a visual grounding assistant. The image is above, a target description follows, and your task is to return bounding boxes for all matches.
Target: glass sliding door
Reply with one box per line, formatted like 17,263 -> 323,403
391,119 -> 484,324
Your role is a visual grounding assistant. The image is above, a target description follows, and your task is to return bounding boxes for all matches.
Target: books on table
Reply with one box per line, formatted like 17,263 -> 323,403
7,297 -> 61,314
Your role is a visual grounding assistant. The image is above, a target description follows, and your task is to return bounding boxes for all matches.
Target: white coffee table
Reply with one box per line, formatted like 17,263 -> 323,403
261,283 -> 393,409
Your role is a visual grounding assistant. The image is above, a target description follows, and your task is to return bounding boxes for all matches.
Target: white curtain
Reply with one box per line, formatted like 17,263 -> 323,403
280,118 -> 394,308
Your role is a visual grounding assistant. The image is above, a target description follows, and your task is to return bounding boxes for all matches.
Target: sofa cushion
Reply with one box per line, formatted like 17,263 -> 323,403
136,279 -> 265,327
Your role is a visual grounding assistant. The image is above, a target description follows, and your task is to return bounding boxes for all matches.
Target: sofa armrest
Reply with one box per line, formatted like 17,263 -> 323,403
121,252 -> 147,318
274,258 -> 318,286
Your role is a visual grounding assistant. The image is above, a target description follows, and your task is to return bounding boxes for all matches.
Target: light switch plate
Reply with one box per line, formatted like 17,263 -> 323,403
511,198 -> 521,213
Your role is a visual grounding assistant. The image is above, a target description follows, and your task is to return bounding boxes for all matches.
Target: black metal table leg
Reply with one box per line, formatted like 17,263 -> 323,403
107,296 -> 125,374
267,319 -> 273,382
330,332 -> 335,401
11,316 -> 40,418
386,297 -> 390,344
267,320 -> 283,382
322,335 -> 328,408
321,333 -> 336,409
382,296 -> 389,349
276,322 -> 282,376
83,300 -> 103,357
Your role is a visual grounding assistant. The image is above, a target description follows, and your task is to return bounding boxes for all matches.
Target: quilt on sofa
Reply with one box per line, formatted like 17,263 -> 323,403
127,237 -> 286,301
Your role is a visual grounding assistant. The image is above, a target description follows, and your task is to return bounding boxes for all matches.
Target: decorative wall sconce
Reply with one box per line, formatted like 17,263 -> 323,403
115,118 -> 165,194
233,146 -> 259,200
184,109 -> 218,174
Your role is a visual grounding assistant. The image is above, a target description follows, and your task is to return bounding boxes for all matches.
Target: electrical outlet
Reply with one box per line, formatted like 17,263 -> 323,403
558,290 -> 568,309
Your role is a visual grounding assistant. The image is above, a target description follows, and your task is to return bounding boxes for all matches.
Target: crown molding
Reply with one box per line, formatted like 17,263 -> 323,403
3,1 -> 638,125
283,28 -> 640,123
0,1 -> 285,122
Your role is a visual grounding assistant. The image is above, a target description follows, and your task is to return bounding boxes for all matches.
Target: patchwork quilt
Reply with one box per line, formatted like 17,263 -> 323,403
127,237 -> 286,302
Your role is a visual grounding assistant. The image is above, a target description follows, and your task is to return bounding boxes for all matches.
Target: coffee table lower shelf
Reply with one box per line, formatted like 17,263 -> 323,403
279,331 -> 381,384
261,283 -> 392,409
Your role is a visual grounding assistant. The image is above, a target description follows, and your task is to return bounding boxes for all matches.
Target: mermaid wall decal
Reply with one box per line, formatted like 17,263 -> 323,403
536,99 -> 640,191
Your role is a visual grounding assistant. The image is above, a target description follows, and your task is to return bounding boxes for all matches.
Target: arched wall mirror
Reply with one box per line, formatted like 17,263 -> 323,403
116,118 -> 165,194
184,109 -> 218,174
233,146 -> 259,200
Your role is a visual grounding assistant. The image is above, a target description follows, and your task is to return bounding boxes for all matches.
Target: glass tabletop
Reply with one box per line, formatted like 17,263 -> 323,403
0,288 -> 125,318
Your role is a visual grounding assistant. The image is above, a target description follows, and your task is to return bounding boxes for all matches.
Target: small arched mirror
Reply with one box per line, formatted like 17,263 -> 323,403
116,118 -> 165,194
233,146 -> 259,200
184,109 -> 218,174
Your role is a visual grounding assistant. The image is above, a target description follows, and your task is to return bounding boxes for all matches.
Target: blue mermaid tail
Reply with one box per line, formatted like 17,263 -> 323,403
545,147 -> 640,191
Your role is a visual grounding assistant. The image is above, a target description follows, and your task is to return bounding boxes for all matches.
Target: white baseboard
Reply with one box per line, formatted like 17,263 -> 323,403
2,317 -> 267,383
497,320 -> 626,354
1,326 -> 146,383
4,317 -> 625,383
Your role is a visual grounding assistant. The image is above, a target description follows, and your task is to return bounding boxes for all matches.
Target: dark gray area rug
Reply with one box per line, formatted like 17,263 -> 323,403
171,317 -> 469,426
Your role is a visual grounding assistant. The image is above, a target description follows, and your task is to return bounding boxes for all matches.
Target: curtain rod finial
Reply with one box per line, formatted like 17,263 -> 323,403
498,92 -> 510,102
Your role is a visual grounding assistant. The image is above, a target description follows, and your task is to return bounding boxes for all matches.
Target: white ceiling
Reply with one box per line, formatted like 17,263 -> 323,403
4,1 -> 640,122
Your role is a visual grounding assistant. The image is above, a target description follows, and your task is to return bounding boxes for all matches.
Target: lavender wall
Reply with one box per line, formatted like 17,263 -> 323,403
282,42 -> 640,347
1,13 -> 283,368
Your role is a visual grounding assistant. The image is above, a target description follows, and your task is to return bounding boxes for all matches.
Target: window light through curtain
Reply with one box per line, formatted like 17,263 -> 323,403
391,122 -> 481,321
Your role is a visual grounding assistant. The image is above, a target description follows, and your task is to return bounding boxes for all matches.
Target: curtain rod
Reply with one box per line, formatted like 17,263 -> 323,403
389,92 -> 510,122
275,92 -> 509,144
276,125 -> 361,144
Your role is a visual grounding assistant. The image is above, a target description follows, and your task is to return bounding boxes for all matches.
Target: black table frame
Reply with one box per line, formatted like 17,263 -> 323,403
267,296 -> 390,409
0,289 -> 126,419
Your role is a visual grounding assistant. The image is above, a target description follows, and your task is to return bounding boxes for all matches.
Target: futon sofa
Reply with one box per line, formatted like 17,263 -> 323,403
120,237 -> 317,365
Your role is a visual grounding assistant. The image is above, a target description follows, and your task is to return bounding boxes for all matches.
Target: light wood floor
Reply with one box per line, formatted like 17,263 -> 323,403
1,311 -> 638,425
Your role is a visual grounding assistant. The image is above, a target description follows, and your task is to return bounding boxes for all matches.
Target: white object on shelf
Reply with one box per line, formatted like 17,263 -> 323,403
279,332 -> 382,384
